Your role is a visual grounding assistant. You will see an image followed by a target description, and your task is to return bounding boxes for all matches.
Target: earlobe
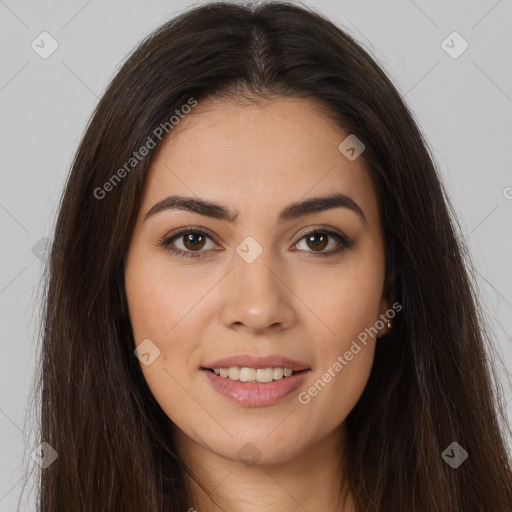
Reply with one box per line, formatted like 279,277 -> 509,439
377,292 -> 394,339
376,322 -> 392,340
377,263 -> 397,339
383,319 -> 392,338
376,304 -> 392,339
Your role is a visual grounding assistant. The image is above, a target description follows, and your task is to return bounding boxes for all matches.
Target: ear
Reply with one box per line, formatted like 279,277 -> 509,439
377,298 -> 391,338
377,266 -> 397,338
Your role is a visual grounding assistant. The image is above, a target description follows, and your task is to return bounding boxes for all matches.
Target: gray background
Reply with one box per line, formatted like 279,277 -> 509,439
1,0 -> 511,509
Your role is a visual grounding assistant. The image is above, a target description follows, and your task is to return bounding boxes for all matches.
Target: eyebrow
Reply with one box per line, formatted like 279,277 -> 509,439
144,193 -> 367,225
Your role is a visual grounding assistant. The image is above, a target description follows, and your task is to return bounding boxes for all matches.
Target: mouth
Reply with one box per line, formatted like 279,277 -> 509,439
201,366 -> 311,406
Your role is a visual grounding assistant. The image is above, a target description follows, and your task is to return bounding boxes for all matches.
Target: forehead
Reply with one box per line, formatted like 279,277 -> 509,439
142,96 -> 378,226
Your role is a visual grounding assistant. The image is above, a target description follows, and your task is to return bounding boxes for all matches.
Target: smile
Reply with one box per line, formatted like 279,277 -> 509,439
201,367 -> 311,406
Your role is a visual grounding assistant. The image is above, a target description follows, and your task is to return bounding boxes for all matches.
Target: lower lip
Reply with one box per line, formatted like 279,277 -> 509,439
202,369 -> 310,407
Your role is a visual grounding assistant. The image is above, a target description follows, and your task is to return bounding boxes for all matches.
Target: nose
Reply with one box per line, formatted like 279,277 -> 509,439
219,248 -> 296,334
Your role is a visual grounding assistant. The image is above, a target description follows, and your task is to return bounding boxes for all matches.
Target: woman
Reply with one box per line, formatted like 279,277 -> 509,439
30,1 -> 512,511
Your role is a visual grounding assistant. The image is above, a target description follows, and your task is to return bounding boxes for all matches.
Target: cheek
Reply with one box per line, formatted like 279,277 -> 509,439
125,255 -> 209,342
125,257 -> 213,421
124,273 -> 196,427
299,296 -> 378,426
296,255 -> 382,414
302,254 -> 384,349
299,343 -> 375,431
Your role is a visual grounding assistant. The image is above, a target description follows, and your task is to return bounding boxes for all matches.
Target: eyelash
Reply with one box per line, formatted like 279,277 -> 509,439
159,227 -> 354,259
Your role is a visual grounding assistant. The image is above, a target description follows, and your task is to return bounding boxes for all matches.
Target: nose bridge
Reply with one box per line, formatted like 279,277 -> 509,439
236,239 -> 278,293
220,236 -> 295,331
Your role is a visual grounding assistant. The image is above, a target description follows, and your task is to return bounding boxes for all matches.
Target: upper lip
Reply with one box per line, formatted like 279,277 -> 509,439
202,354 -> 310,371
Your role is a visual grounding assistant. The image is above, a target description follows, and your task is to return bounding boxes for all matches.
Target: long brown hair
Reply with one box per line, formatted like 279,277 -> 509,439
24,1 -> 512,510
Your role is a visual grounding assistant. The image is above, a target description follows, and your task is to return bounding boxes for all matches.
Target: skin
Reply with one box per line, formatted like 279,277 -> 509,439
124,96 -> 390,512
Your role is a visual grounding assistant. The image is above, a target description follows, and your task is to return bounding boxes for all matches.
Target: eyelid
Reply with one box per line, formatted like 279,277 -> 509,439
294,224 -> 346,242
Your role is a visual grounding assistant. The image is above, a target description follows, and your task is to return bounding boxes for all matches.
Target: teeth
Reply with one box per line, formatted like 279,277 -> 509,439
256,368 -> 274,383
210,366 -> 298,383
228,367 -> 240,380
274,367 -> 284,380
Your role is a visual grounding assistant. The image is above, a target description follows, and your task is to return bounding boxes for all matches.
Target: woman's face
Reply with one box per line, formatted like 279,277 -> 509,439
124,96 -> 389,466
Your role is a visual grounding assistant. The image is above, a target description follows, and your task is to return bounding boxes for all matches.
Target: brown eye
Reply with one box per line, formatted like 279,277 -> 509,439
294,229 -> 354,257
161,228 -> 217,259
